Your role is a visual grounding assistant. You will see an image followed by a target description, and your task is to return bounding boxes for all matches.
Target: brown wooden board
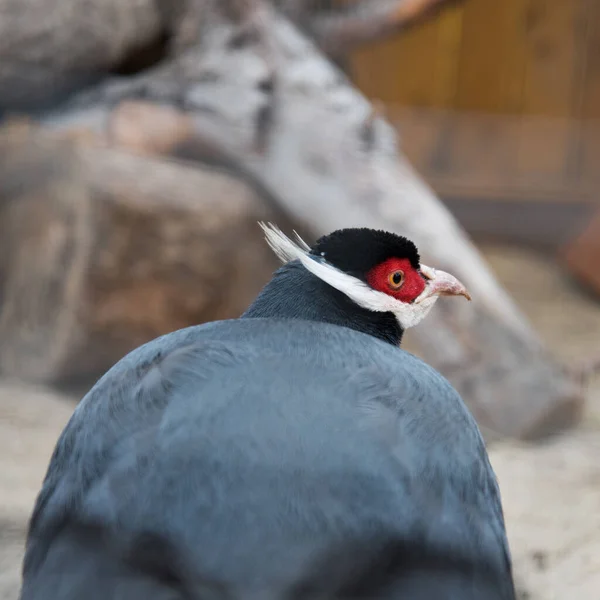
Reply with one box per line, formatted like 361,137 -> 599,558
454,0 -> 528,114
516,0 -> 585,180
351,16 -> 443,106
389,107 -> 597,204
349,0 -> 598,203
578,0 -> 600,183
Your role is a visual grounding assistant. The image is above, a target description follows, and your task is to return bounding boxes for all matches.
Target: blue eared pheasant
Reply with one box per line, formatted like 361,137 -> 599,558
20,223 -> 516,600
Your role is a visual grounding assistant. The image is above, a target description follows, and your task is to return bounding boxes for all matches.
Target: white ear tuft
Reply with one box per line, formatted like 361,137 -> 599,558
259,221 -> 387,310
258,222 -> 308,264
292,230 -> 312,252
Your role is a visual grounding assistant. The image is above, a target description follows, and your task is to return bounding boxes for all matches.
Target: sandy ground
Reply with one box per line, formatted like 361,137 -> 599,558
480,246 -> 600,600
0,244 -> 599,599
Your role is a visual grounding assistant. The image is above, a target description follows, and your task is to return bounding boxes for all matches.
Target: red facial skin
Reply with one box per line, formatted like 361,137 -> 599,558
365,258 -> 426,303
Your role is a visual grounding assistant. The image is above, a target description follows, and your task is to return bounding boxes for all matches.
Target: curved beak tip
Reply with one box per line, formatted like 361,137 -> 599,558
418,264 -> 471,303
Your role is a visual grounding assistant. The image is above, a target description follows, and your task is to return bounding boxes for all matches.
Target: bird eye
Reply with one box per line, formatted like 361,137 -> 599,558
388,270 -> 404,290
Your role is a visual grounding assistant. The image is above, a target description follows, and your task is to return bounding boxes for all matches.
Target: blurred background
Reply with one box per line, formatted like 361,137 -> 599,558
1,0 -> 599,598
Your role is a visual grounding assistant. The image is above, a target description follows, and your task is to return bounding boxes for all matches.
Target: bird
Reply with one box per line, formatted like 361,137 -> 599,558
20,223 -> 516,600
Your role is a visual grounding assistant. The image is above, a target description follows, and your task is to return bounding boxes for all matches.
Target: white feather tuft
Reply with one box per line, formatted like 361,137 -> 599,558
258,222 -> 303,263
292,230 -> 312,252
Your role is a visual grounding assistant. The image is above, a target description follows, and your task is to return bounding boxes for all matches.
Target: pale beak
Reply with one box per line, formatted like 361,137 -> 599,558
415,264 -> 471,303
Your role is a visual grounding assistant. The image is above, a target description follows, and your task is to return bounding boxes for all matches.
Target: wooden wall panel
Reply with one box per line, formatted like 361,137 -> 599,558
351,5 -> 464,108
348,0 -> 598,204
389,108 -> 592,203
578,0 -> 600,184
453,0 -> 528,114
516,0 -> 585,181
520,0 -> 582,117
351,20 -> 441,106
428,4 -> 464,107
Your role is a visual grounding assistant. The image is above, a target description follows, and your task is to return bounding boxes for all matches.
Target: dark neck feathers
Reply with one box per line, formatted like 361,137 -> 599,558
242,261 -> 403,346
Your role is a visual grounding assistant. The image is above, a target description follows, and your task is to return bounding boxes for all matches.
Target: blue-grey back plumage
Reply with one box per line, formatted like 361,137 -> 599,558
21,319 -> 514,599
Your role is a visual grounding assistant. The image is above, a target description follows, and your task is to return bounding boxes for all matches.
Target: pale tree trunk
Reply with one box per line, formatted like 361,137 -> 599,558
1,0 -> 582,439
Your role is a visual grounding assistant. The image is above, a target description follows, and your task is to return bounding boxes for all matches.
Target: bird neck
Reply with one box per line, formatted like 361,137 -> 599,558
242,261 -> 404,346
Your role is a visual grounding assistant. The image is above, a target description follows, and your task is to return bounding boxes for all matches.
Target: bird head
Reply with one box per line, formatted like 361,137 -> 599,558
260,223 -> 470,331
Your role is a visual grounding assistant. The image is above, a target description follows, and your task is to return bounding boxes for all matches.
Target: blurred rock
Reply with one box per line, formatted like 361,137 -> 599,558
0,0 -> 168,112
0,121 -> 278,383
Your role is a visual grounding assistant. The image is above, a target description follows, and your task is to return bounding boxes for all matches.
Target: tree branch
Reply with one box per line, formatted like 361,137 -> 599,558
307,0 -> 459,58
